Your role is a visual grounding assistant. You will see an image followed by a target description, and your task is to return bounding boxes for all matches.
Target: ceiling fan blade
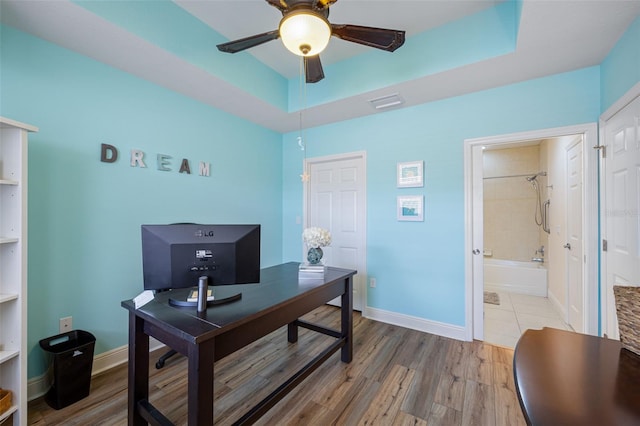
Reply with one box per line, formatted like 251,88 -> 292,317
217,30 -> 280,54
266,0 -> 289,13
331,24 -> 405,52
315,0 -> 338,9
304,55 -> 324,83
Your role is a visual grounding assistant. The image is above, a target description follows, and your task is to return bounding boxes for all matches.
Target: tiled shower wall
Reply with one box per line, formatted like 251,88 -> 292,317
483,145 -> 549,262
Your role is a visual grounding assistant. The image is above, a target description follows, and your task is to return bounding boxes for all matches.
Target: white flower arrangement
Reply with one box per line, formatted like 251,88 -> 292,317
302,227 -> 332,248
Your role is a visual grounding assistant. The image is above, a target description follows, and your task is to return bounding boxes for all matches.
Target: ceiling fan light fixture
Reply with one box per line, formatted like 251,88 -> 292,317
279,11 -> 331,56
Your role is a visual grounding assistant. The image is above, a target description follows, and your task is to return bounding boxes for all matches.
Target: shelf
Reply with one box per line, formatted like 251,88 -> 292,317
0,350 -> 19,364
0,293 -> 18,304
1,116 -> 34,426
0,405 -> 18,424
0,117 -> 38,132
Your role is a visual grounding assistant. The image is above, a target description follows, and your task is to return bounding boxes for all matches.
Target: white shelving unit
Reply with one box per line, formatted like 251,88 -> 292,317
0,117 -> 37,426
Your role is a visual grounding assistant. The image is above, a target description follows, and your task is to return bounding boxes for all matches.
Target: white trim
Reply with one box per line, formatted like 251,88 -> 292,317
463,150 -> 472,341
464,123 -> 599,340
600,81 -> 640,122
463,144 -> 479,341
583,126 -> 600,336
548,287 -> 567,325
28,338 -> 165,401
598,118 -> 608,337
363,306 -> 467,341
0,116 -> 39,132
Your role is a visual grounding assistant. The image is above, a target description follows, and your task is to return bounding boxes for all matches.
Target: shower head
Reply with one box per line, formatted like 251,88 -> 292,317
526,172 -> 547,182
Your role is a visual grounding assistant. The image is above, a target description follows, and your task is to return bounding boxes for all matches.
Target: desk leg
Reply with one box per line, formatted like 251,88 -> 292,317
187,340 -> 215,425
128,311 -> 149,426
287,322 -> 299,343
341,276 -> 353,363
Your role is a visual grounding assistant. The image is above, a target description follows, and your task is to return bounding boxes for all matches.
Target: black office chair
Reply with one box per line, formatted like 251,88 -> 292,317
156,348 -> 177,369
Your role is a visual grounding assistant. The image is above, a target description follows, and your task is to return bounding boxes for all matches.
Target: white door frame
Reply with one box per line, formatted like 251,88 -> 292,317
303,150 -> 367,311
599,81 -> 640,338
464,123 -> 599,341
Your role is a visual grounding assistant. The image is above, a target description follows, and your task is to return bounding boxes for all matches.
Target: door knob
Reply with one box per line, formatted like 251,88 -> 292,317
473,249 -> 480,255
563,243 -> 571,250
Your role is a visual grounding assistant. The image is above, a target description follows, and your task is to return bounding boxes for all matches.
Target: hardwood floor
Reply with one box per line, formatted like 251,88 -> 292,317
28,306 -> 526,425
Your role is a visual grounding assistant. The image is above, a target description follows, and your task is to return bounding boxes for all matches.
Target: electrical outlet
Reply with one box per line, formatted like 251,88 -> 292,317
369,277 -> 376,288
59,316 -> 72,333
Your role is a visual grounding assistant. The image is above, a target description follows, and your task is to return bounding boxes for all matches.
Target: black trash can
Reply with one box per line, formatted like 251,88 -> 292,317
39,330 -> 96,409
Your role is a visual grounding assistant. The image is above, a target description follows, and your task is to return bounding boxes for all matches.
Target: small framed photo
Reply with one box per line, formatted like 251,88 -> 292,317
397,195 -> 424,221
397,161 -> 424,188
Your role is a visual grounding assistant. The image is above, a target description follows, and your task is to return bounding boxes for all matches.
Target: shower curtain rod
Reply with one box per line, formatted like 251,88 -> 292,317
483,172 -> 545,180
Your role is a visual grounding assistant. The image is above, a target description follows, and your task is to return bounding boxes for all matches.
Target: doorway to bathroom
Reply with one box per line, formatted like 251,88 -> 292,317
463,123 -> 599,345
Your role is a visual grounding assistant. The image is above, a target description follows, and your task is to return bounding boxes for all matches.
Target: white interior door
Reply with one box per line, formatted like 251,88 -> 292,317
306,152 -> 366,311
603,95 -> 640,339
566,140 -> 584,332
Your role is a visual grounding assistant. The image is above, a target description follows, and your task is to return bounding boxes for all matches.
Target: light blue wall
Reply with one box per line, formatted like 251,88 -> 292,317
601,15 -> 640,111
0,26 -> 283,378
282,67 -> 601,325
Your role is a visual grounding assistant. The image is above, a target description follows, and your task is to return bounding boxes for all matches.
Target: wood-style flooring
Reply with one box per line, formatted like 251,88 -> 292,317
28,306 -> 526,425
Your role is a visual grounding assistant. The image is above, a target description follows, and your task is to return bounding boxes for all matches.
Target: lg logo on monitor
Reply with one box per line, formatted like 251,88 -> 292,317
194,230 -> 214,238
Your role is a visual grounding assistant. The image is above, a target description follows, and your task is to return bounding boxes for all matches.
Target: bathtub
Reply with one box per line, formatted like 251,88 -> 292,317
483,258 -> 547,297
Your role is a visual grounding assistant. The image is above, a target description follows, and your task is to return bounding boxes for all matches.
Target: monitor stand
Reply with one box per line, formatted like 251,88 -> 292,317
168,276 -> 242,310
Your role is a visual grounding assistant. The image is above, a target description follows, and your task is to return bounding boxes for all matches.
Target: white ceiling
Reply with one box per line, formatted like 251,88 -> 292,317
2,0 -> 640,133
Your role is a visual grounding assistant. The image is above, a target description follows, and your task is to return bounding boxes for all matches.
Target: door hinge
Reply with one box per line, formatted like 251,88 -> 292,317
594,145 -> 606,158
602,239 -> 608,251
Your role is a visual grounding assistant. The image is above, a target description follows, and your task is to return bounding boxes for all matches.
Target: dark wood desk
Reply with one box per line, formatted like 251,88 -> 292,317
121,262 -> 356,425
513,327 -> 640,426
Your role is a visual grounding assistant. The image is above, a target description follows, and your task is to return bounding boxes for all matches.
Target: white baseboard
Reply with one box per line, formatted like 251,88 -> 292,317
362,306 -> 467,341
547,289 -> 567,323
28,338 -> 165,401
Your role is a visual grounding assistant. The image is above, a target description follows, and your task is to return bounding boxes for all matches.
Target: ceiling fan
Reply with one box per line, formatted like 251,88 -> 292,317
216,0 -> 405,83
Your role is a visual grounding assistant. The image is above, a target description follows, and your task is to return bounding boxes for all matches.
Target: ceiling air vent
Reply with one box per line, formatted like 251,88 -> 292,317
368,93 -> 404,110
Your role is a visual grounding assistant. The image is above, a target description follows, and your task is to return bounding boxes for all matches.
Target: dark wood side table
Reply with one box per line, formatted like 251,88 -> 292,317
122,262 -> 356,425
513,327 -> 640,426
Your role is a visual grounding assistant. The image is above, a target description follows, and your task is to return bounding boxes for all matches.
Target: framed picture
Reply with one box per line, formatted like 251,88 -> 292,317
397,161 -> 424,188
397,195 -> 424,221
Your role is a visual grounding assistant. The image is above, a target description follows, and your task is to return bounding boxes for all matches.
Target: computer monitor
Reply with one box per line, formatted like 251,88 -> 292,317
141,223 -> 260,307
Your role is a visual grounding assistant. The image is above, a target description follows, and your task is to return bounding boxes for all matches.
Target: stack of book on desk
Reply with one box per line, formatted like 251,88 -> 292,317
299,264 -> 326,281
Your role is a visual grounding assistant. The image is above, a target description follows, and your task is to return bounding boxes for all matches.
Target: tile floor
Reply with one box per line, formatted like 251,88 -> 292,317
484,290 -> 572,348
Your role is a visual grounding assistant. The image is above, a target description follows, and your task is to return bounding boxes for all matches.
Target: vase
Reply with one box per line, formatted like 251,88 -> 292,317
307,247 -> 323,265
